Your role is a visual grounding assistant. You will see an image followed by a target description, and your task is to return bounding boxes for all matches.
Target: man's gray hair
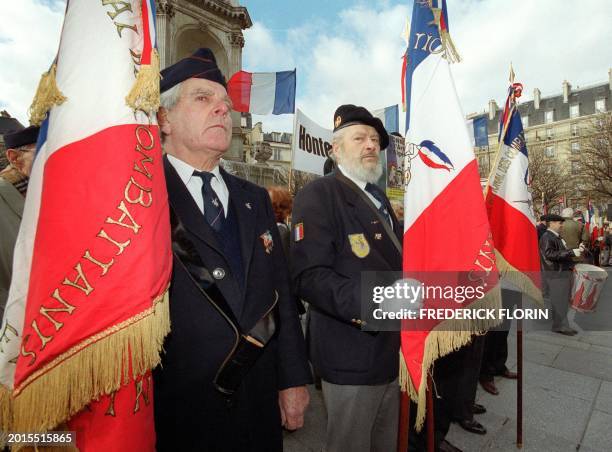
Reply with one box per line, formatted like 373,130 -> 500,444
160,82 -> 182,111
330,128 -> 346,162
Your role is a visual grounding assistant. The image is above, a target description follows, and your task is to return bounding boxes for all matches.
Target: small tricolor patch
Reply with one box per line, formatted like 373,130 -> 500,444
294,223 -> 304,242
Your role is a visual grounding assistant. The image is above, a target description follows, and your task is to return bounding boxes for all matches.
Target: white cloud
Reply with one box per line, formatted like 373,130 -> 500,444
451,0 -> 612,116
244,3 -> 409,133
0,0 -> 65,124
1,0 -> 610,134
244,0 -> 612,133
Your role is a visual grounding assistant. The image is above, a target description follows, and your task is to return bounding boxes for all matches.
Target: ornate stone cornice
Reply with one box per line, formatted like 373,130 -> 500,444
183,0 -> 252,29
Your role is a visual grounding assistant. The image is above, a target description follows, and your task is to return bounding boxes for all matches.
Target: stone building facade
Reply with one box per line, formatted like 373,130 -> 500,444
472,69 -> 612,211
155,0 -> 251,160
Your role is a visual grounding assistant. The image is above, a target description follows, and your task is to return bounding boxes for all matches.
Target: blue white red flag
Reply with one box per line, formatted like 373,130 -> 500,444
400,0 -> 501,430
485,81 -> 542,302
0,1 -> 171,449
228,70 -> 296,114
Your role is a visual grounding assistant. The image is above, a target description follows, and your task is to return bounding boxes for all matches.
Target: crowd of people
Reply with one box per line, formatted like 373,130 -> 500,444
0,47 -> 605,452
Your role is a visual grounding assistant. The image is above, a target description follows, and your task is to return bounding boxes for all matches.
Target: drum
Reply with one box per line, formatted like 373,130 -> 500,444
570,264 -> 608,312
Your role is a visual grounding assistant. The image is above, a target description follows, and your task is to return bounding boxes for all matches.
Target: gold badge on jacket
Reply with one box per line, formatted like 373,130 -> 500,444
260,230 -> 274,254
348,233 -> 370,258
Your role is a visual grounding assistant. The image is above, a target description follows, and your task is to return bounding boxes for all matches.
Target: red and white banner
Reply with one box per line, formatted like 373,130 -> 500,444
0,1 -> 171,449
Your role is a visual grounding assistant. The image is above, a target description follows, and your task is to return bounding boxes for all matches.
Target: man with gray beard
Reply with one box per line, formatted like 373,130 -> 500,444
291,105 -> 402,451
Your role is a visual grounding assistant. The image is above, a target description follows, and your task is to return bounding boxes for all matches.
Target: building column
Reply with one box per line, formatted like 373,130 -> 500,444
155,0 -> 175,69
227,31 -> 246,161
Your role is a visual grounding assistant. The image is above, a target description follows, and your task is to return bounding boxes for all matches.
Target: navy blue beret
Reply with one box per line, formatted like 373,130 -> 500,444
333,104 -> 389,150
3,125 -> 40,149
160,48 -> 226,93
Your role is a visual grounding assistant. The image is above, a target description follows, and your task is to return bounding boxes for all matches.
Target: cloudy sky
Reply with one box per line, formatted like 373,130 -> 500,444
1,0 -> 611,133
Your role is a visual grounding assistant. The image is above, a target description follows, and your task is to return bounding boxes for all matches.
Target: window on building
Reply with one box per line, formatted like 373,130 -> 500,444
545,110 -> 554,124
595,98 -> 606,113
570,103 -> 580,119
546,128 -> 554,139
571,142 -> 580,153
571,123 -> 579,136
571,161 -> 580,174
545,146 -> 555,157
272,148 -> 281,161
522,115 -> 529,128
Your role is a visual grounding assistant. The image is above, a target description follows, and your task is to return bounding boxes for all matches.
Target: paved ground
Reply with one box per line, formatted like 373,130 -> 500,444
284,269 -> 612,452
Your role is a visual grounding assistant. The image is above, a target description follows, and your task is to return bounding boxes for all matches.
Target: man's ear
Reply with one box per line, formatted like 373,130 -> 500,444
158,107 -> 171,135
5,148 -> 20,169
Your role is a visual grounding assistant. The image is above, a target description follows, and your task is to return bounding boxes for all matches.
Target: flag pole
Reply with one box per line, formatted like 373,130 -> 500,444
426,372 -> 435,452
484,64 -> 517,199
289,111 -> 298,193
397,391 -> 410,452
517,297 -> 524,448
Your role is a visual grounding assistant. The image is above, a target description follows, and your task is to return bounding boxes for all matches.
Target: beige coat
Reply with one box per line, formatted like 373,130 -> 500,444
560,218 -> 589,249
0,176 -> 24,318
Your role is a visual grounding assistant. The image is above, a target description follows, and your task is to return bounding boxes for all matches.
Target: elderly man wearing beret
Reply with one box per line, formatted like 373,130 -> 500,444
539,213 -> 584,335
291,105 -> 404,452
0,125 -> 39,319
152,48 -> 311,451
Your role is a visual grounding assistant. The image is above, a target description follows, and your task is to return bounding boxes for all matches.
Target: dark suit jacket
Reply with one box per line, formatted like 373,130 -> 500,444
154,157 -> 311,452
290,171 -> 402,385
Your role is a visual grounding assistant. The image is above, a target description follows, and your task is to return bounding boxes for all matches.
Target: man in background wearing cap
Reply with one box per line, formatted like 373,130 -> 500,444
153,48 -> 311,451
291,105 -> 403,451
539,214 -> 584,335
0,125 -> 38,319
560,207 -> 589,259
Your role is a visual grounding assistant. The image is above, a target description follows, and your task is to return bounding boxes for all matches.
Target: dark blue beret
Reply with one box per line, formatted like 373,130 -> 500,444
3,125 -> 40,149
333,104 -> 389,150
160,48 -> 226,93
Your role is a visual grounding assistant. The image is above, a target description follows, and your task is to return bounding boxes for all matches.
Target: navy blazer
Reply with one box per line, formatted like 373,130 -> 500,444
154,157 -> 311,452
291,171 -> 402,386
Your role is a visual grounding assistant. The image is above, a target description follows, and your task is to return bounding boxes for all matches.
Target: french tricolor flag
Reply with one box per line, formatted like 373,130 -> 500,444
400,0 -> 501,430
227,69 -> 296,115
485,82 -> 542,302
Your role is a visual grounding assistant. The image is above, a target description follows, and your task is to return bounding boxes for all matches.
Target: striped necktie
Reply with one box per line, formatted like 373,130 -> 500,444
193,170 -> 225,232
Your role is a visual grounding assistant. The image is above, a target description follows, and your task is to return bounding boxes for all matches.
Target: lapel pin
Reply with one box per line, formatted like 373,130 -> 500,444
371,220 -> 379,224
375,233 -> 382,240
245,202 -> 252,210
260,230 -> 274,254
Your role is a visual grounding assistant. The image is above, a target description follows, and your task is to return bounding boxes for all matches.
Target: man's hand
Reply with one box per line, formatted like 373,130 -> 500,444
279,386 -> 310,431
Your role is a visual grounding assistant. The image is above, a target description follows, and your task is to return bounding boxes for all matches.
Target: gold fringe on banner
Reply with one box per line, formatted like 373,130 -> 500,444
495,251 -> 544,306
400,286 -> 502,431
125,49 -> 161,115
2,287 -> 169,435
28,64 -> 67,126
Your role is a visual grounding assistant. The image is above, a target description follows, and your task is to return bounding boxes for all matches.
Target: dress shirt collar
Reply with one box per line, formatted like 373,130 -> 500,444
167,154 -> 223,185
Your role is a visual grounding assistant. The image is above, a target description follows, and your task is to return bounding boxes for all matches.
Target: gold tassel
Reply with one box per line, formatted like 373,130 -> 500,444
428,7 -> 462,64
125,49 -> 161,115
400,286 -> 503,431
28,64 -> 67,126
7,288 -> 169,433
440,30 -> 461,63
